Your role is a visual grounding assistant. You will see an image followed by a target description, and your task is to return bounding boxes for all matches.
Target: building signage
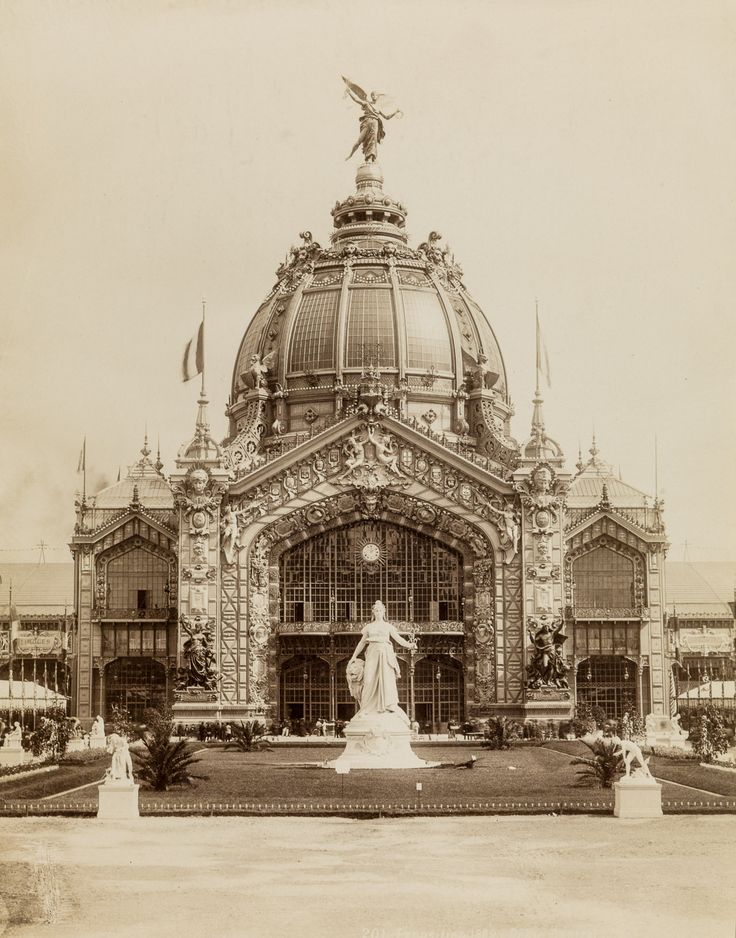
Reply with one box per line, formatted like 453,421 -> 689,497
12,631 -> 63,657
680,628 -> 732,655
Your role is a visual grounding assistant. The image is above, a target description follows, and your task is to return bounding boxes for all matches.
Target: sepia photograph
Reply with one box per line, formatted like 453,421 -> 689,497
0,1 -> 735,935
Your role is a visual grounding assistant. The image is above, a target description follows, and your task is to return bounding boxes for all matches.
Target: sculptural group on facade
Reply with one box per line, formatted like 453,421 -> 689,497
526,616 -> 568,689
176,618 -> 220,691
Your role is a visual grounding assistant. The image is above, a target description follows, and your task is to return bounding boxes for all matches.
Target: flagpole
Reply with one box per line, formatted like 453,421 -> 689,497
201,299 -> 207,398
535,298 -> 541,394
7,580 -> 13,725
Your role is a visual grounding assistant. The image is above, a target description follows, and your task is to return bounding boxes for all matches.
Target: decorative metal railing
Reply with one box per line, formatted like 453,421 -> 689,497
276,620 -> 465,635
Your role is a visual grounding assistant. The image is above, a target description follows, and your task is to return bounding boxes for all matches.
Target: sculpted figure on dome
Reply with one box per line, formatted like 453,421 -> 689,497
343,76 -> 403,163
244,350 -> 277,390
471,351 -> 500,391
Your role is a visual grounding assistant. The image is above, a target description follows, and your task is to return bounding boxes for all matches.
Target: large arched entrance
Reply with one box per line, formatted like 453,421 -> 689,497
105,658 -> 166,721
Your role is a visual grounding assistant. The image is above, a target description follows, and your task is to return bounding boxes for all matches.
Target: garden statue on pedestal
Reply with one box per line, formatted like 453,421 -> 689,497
3,722 -> 22,750
105,733 -> 135,784
329,600 -> 438,770
612,733 -> 662,818
98,733 -> 140,819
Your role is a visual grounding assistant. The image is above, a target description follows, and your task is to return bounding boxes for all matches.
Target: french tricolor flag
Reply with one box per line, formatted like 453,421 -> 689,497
182,321 -> 204,382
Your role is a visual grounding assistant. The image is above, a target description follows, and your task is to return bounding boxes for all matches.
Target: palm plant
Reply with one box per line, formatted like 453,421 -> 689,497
481,716 -> 517,750
132,705 -> 207,791
571,738 -> 624,788
225,720 -> 272,752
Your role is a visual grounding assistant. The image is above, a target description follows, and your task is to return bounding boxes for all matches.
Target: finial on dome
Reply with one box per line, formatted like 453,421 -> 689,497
155,436 -> 163,474
576,443 -> 584,474
141,426 -> 151,459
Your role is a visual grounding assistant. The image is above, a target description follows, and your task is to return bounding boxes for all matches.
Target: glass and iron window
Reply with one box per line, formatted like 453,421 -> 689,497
345,289 -> 397,367
572,548 -> 635,609
280,522 -> 464,624
400,290 -> 452,371
106,548 -> 169,609
576,655 -> 639,720
289,291 -> 339,372
101,623 -> 175,658
236,301 -> 273,379
104,658 -> 166,722
573,622 -> 640,657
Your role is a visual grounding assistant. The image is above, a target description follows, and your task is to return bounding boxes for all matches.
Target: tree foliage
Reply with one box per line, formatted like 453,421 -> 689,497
30,706 -> 73,760
131,705 -> 207,791
688,705 -> 729,764
570,738 -> 624,788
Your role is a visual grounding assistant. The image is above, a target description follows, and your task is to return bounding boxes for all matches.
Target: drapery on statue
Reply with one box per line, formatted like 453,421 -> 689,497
526,617 -> 569,689
343,76 -> 403,163
347,600 -> 416,722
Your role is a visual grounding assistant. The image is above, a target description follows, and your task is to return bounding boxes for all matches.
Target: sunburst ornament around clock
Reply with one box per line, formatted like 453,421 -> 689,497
356,537 -> 384,567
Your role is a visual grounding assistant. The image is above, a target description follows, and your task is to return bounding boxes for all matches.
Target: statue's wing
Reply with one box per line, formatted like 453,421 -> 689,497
262,349 -> 278,369
342,75 -> 369,103
554,632 -> 568,647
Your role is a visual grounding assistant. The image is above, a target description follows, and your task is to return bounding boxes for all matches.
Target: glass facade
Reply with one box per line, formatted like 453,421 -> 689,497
345,289 -> 397,367
101,623 -> 176,658
289,290 -> 339,371
104,658 -> 167,721
236,301 -> 273,379
106,548 -> 169,609
572,547 -> 635,609
280,522 -> 464,624
401,290 -> 453,371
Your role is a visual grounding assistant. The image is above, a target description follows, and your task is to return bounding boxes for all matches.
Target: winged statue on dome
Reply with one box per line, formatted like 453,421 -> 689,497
343,76 -> 403,163
242,350 -> 277,390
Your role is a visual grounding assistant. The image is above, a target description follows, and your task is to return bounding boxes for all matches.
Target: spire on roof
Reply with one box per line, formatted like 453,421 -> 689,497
176,384 -> 223,466
521,304 -> 563,463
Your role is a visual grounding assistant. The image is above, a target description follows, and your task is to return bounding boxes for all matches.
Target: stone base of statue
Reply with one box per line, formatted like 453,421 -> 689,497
327,710 -> 440,770
66,738 -> 86,753
89,735 -> 107,750
0,746 -> 31,768
97,780 -> 140,819
645,714 -> 689,750
613,775 -> 663,818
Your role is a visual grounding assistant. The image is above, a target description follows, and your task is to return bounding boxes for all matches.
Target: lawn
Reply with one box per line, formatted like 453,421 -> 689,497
2,742 -> 734,813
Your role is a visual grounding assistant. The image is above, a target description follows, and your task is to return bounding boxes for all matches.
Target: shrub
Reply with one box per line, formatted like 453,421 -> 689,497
570,738 -> 624,788
225,720 -> 272,752
572,703 -> 597,737
109,704 -> 139,741
132,705 -> 207,791
61,748 -> 111,765
688,705 -> 729,764
482,717 -> 519,750
30,707 -> 73,761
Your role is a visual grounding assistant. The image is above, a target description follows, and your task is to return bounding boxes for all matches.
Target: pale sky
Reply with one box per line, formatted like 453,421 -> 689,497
1,0 -> 735,566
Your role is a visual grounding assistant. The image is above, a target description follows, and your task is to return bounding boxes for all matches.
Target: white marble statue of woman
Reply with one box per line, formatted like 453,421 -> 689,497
347,600 -> 416,724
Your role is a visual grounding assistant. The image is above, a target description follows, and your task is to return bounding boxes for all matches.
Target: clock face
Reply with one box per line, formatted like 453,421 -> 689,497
361,542 -> 381,564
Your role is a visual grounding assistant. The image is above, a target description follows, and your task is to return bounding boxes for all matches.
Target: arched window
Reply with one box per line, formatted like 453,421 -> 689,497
573,547 -> 635,609
106,547 -> 169,610
280,522 -> 464,624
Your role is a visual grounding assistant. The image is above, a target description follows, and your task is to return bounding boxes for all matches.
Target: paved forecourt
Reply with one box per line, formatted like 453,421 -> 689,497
0,815 -> 733,938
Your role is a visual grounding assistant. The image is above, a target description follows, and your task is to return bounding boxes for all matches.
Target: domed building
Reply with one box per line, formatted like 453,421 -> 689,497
68,108 -> 672,733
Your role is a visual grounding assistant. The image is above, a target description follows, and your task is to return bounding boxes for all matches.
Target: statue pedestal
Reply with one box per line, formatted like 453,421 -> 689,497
645,714 -> 689,750
97,781 -> 140,819
67,738 -> 86,753
0,746 -> 31,768
89,735 -> 107,750
613,777 -> 663,818
327,710 -> 439,770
